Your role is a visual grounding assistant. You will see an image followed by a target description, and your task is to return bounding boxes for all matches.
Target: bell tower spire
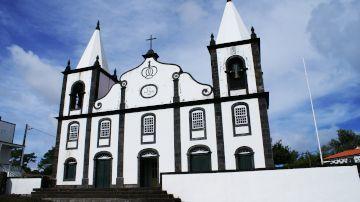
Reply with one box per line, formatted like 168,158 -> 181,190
76,21 -> 108,71
217,0 -> 250,44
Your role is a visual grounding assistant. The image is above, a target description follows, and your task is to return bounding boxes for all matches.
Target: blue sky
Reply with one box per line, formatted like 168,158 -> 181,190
0,0 -> 359,167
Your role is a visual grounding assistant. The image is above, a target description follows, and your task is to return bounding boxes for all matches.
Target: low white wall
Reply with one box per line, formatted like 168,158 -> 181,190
162,166 -> 360,202
6,178 -> 42,195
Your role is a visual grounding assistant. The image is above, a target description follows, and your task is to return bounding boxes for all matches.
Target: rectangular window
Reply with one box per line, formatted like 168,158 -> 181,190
143,116 -> 155,134
191,111 -> 204,130
234,106 -> 248,125
100,120 -> 111,138
68,124 -> 79,141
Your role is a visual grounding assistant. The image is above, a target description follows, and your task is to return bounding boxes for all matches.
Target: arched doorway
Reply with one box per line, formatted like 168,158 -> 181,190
188,145 -> 211,172
94,152 -> 112,188
138,149 -> 159,187
235,146 -> 254,171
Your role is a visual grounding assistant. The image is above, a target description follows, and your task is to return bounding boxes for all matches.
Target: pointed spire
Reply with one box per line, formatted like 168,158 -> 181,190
112,69 -> 118,81
210,33 -> 216,45
96,20 -> 100,30
251,26 -> 257,39
216,0 -> 250,44
76,21 -> 108,71
65,59 -> 71,71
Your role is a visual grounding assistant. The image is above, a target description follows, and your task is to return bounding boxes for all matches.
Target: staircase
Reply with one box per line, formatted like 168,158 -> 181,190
31,187 -> 181,202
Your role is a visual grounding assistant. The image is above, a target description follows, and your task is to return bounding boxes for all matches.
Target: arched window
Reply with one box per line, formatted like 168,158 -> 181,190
66,122 -> 79,149
70,81 -> 85,110
232,102 -> 251,136
189,108 -> 206,140
141,113 -> 156,144
235,147 -> 254,171
188,145 -> 211,172
98,118 -> 111,147
225,56 -> 247,91
63,158 -> 77,181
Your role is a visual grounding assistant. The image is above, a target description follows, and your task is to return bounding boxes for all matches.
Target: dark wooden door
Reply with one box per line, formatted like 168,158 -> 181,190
190,154 -> 211,172
95,159 -> 111,188
237,154 -> 254,171
140,158 -> 158,187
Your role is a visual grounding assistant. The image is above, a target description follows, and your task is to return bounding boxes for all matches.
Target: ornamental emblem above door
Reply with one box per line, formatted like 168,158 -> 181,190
141,61 -> 158,79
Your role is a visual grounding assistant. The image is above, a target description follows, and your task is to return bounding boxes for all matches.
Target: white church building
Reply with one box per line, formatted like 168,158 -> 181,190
53,0 -> 274,188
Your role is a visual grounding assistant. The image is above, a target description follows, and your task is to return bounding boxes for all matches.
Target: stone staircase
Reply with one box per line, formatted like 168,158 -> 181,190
31,187 -> 181,202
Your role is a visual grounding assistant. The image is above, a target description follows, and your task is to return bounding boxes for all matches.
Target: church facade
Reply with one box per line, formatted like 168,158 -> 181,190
53,0 -> 274,188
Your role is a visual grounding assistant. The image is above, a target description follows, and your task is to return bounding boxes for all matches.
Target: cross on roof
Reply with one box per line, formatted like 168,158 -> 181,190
146,35 -> 157,50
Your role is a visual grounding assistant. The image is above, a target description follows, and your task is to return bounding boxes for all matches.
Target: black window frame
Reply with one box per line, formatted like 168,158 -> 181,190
66,121 -> 79,150
231,102 -> 251,136
63,157 -> 77,181
235,146 -> 255,171
97,118 -> 111,148
189,108 -> 207,140
141,113 -> 156,144
69,81 -> 85,111
225,55 -> 248,93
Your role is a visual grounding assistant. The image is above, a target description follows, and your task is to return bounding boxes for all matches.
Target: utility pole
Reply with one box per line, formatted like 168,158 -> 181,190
302,58 -> 324,165
20,124 -> 29,167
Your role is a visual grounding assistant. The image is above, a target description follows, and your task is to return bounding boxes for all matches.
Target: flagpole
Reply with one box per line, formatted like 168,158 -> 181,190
302,58 -> 324,165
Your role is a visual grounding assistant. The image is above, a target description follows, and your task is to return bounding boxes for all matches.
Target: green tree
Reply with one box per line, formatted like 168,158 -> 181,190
10,148 -> 37,173
272,140 -> 299,166
322,129 -> 360,155
38,147 -> 54,175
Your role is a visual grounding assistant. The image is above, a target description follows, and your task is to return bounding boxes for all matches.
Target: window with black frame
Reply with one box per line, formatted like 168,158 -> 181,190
66,122 -> 79,149
98,119 -> 111,147
63,158 -> 77,181
189,108 -> 206,140
141,113 -> 156,144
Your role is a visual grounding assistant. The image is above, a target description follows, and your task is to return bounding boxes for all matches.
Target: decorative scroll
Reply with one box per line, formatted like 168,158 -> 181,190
141,61 -> 158,79
140,84 -> 158,98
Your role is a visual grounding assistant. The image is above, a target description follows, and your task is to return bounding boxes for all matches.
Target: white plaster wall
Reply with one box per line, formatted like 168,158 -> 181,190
178,73 -> 213,102
123,109 -> 174,185
93,84 -> 121,113
63,71 -> 93,116
162,166 -> 360,202
216,44 -> 257,97
6,178 -> 41,195
56,119 -> 87,185
88,115 -> 119,185
120,58 -> 180,109
221,98 -> 266,169
180,104 -> 218,171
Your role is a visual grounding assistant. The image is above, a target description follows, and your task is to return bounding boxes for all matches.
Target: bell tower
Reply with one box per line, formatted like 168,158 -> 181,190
208,0 -> 274,168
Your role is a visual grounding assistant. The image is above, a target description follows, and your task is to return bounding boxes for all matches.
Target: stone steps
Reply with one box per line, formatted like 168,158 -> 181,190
31,187 -> 181,202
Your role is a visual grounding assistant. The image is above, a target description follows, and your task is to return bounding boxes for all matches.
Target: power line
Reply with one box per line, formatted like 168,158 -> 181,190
28,126 -> 56,138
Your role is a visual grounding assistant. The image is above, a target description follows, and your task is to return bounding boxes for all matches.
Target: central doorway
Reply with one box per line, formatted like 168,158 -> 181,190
138,149 -> 159,187
94,152 -> 112,188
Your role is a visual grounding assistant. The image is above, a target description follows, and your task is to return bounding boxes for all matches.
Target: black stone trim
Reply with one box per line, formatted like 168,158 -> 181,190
63,157 -> 77,181
66,121 -> 80,150
116,85 -> 126,187
213,102 -> 226,170
173,76 -> 181,172
207,38 -> 260,51
52,71 -> 68,178
97,118 -> 111,148
63,65 -> 117,83
258,98 -> 274,168
140,84 -> 158,99
140,113 -> 156,144
82,68 -> 100,186
231,102 -> 252,137
250,37 -> 265,93
189,108 -> 207,141
137,148 -> 159,187
57,92 -> 269,120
